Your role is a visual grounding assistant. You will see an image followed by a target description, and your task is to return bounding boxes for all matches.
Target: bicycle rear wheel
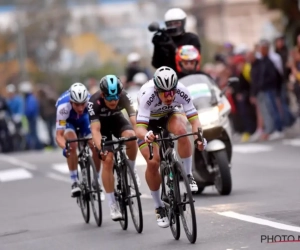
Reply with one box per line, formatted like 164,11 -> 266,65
86,156 -> 102,227
78,162 -> 90,224
160,161 -> 180,240
114,165 -> 128,230
123,158 -> 143,233
174,162 -> 197,244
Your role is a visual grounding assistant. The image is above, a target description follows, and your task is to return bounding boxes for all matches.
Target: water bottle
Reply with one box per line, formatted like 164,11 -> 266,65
169,171 -> 173,190
169,171 -> 173,180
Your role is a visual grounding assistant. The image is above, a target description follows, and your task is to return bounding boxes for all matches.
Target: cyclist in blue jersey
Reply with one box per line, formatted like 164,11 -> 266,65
55,82 -> 104,200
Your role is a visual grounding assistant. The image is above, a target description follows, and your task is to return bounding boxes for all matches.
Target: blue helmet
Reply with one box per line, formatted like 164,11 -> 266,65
99,75 -> 123,96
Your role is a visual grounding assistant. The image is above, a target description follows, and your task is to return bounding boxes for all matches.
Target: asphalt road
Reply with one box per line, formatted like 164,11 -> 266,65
0,138 -> 300,250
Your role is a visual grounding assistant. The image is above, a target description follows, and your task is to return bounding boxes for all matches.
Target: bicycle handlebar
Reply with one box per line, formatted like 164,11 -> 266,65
101,136 -> 137,147
65,137 -> 90,150
148,127 -> 203,160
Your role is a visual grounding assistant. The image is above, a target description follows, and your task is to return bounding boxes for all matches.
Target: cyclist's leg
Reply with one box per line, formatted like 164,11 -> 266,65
99,118 -> 122,220
137,119 -> 169,228
167,111 -> 198,192
63,122 -> 80,197
112,114 -> 140,186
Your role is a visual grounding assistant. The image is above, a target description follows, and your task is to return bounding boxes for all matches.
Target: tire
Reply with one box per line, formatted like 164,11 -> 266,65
174,162 -> 197,244
160,161 -> 180,240
194,187 -> 205,194
213,150 -> 232,195
114,165 -> 128,230
78,162 -> 90,224
122,159 -> 143,233
86,156 -> 102,227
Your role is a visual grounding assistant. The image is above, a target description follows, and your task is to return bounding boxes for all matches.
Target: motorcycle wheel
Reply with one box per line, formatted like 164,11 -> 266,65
213,150 -> 232,195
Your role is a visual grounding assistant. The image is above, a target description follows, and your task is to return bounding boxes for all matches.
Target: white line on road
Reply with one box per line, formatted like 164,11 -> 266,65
0,168 -> 33,182
217,211 -> 300,233
282,139 -> 300,147
52,163 -> 69,174
0,155 -> 37,170
141,194 -> 152,199
47,173 -> 70,183
233,144 -> 273,154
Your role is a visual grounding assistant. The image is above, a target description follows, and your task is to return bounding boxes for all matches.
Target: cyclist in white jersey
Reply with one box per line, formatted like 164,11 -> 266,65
135,66 -> 207,228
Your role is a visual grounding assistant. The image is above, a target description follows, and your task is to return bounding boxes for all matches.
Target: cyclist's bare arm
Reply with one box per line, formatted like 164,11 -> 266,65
56,130 -> 65,149
90,121 -> 102,150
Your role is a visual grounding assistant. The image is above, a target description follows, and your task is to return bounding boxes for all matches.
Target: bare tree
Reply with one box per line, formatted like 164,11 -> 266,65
15,0 -> 71,74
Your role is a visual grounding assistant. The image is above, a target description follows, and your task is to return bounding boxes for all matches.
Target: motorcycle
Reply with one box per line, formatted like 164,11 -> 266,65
177,74 -> 238,195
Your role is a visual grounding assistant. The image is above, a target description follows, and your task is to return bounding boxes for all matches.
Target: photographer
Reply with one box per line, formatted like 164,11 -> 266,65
151,8 -> 201,73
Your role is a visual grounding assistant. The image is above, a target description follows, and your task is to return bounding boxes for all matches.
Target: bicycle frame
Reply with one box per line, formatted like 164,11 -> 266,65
66,137 -> 93,187
148,127 -> 203,161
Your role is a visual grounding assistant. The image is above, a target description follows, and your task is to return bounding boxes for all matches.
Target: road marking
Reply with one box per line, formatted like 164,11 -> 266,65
52,163 -> 69,174
0,155 -> 37,170
136,153 -> 146,166
47,173 -> 70,183
51,153 -> 146,173
217,211 -> 300,233
141,194 -> 152,199
0,168 -> 32,182
233,144 -> 273,153
282,139 -> 300,147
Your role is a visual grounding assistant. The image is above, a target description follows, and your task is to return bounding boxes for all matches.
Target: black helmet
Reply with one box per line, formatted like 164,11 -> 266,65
99,75 -> 123,96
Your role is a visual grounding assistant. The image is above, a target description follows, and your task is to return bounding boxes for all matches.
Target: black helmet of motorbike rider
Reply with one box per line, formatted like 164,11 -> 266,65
154,66 -> 178,105
175,45 -> 201,74
164,8 -> 187,37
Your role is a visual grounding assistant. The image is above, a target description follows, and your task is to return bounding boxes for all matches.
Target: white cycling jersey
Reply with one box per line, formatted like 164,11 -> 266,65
136,79 -> 198,127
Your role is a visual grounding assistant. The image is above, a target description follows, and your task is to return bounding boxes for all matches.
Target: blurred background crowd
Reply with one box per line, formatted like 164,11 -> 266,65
0,0 -> 300,152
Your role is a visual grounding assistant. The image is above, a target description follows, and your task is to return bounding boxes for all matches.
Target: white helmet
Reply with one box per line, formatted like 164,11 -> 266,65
6,84 -> 16,93
19,81 -> 33,93
164,8 -> 187,36
127,52 -> 141,63
154,66 -> 178,91
133,72 -> 148,85
69,82 -> 89,103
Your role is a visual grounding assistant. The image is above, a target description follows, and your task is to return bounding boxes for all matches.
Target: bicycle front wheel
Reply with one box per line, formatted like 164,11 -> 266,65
174,162 -> 197,244
78,162 -> 90,224
123,159 -> 143,233
160,161 -> 180,240
86,156 -> 102,227
114,165 -> 128,230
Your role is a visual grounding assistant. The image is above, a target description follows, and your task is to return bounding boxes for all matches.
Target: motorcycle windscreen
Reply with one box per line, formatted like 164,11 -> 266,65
178,74 -> 216,110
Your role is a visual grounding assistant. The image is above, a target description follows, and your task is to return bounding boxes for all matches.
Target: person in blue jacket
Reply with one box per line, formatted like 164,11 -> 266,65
19,81 -> 43,150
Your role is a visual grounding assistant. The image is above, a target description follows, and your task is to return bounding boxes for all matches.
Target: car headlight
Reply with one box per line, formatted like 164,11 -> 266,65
198,106 -> 219,127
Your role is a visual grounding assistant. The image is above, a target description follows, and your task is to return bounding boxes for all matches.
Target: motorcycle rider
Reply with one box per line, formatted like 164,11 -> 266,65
125,52 -> 150,89
175,45 -> 214,80
151,8 -> 201,74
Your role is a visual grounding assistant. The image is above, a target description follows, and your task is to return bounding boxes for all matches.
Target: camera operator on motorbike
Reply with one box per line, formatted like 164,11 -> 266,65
151,8 -> 201,74
135,66 -> 207,228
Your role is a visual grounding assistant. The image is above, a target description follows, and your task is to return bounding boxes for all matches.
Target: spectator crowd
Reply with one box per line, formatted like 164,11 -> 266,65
0,81 -> 57,153
201,35 -> 300,142
2,34 -> 300,153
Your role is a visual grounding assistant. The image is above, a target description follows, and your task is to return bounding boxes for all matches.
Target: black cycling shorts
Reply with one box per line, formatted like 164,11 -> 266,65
137,111 -> 182,148
100,113 -> 133,142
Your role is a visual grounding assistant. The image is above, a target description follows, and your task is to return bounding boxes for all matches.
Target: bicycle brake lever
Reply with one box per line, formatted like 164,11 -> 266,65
148,142 -> 153,160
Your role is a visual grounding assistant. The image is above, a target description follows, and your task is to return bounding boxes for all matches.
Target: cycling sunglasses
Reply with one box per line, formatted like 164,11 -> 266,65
104,95 -> 119,101
158,89 -> 176,98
